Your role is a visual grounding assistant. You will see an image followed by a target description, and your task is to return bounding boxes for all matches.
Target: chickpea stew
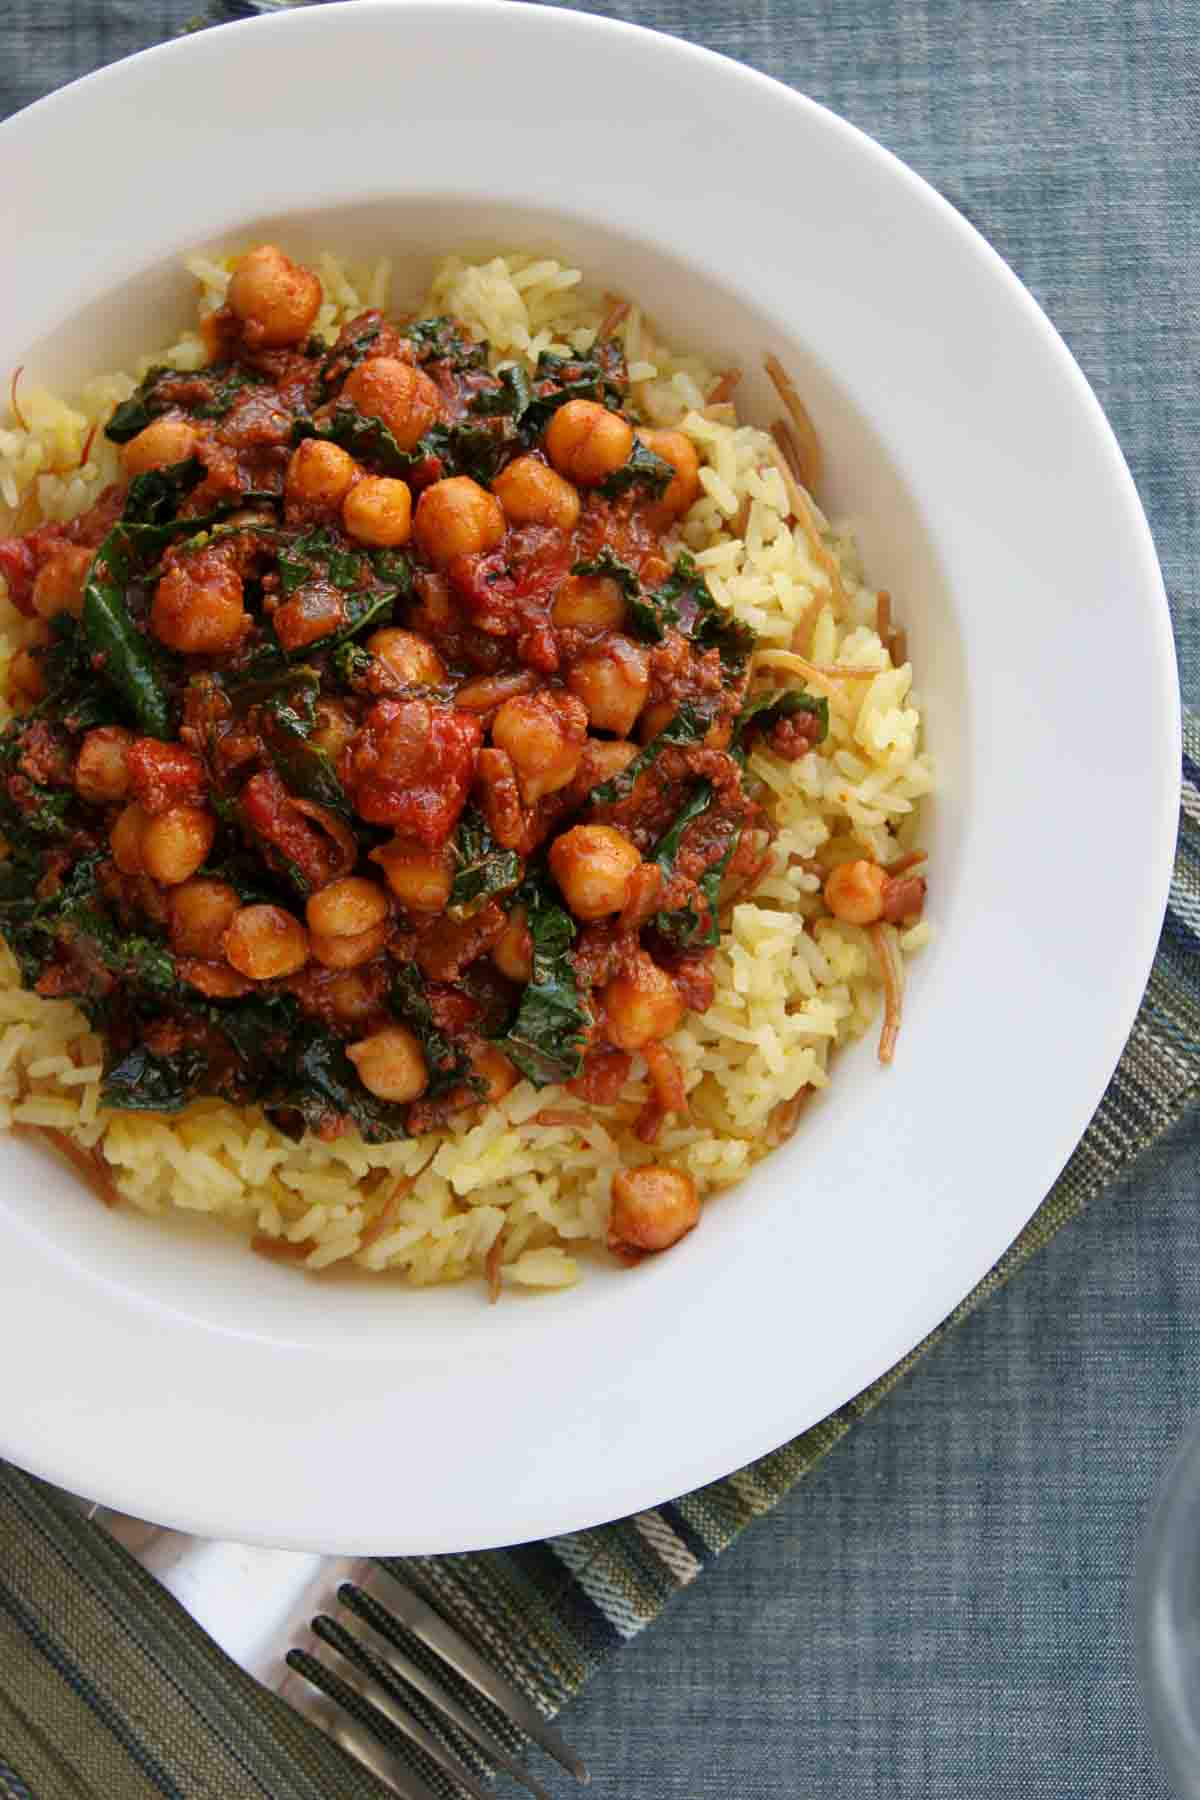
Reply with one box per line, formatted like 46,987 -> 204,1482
0,246 -> 932,1284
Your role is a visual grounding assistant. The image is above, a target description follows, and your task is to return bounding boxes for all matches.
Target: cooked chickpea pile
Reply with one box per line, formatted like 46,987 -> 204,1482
0,243 -> 926,1268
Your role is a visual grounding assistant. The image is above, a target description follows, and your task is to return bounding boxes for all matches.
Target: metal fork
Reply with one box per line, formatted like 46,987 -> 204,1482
75,1501 -> 589,1799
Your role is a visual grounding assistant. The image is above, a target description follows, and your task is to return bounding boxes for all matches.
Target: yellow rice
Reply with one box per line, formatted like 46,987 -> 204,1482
0,250 -> 934,1290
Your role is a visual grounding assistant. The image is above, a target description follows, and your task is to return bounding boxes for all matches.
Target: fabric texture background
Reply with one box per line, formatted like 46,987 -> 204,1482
0,2 -> 1197,1794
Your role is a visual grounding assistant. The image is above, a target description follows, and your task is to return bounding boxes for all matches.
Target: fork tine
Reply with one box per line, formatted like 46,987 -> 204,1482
285,1647 -> 443,1800
368,1569 -> 590,1784
311,1615 -> 501,1800
339,1584 -> 553,1800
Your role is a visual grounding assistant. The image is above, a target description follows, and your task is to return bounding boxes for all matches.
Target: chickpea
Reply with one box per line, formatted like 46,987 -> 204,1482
823,859 -> 888,927
122,416 -> 200,478
370,839 -> 453,913
227,244 -> 322,349
566,636 -> 650,736
602,954 -> 683,1050
551,573 -> 627,632
310,921 -> 390,970
342,476 -> 413,547
306,876 -> 389,939
7,648 -> 45,705
74,725 -> 133,804
346,1025 -> 428,1104
311,698 -> 357,760
579,737 -> 639,792
342,357 -> 441,453
140,805 -> 216,886
169,878 -> 240,959
413,476 -> 505,567
491,688 -> 588,805
492,906 -> 533,983
285,439 -> 358,511
637,427 -> 701,518
544,399 -> 634,486
491,455 -> 581,530
31,546 -> 93,621
609,1164 -> 700,1254
548,823 -> 641,921
365,628 -> 446,687
471,1045 -> 519,1104
223,904 -> 310,980
152,550 -> 246,655
326,969 -> 378,1028
110,802 -> 150,875
178,960 -> 252,1000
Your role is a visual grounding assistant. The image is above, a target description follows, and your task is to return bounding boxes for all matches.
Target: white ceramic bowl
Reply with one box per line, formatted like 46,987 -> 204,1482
0,1 -> 1178,1553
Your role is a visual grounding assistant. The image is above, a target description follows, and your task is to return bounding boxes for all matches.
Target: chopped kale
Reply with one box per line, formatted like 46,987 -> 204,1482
598,437 -> 675,501
520,344 -> 628,440
280,1026 -> 412,1143
449,806 -> 522,918
467,365 -> 533,421
102,1046 -> 208,1113
277,527 -> 368,596
499,875 -> 589,1087
647,781 -> 738,951
654,551 -> 755,672
260,694 -> 350,817
389,965 -> 479,1100
589,702 -> 716,805
733,686 -> 828,753
105,365 -> 256,442
316,316 -> 382,401
399,317 -> 488,371
570,547 -> 679,643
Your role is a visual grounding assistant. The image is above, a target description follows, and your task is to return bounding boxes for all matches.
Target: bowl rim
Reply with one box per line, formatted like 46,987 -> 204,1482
0,0 -> 1181,1552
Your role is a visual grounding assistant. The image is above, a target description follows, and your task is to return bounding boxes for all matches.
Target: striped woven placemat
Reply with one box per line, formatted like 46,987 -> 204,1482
0,720 -> 1192,1798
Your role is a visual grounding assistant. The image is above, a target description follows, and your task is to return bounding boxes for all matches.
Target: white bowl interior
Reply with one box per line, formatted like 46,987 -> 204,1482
9,195 -> 965,1353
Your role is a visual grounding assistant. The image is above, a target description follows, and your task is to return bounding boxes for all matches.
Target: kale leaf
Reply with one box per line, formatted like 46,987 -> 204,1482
498,875 -> 589,1087
569,547 -> 680,644
79,457 -> 213,739
598,437 -> 675,501
105,365 -> 255,442
280,1026 -> 411,1143
389,965 -> 479,1100
316,316 -> 382,401
467,365 -> 533,421
449,806 -> 522,918
260,682 -> 350,817
733,687 -> 829,753
399,317 -> 489,370
646,780 -> 738,952
589,702 -> 716,806
654,551 -> 755,672
277,527 -> 368,596
520,344 -> 628,440
102,1046 -> 208,1113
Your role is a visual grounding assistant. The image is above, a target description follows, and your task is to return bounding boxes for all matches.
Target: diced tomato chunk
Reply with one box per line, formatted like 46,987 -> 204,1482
339,698 -> 481,844
126,739 -> 208,815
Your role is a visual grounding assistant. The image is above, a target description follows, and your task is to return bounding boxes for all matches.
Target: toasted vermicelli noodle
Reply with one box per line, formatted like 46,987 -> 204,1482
0,249 -> 934,1290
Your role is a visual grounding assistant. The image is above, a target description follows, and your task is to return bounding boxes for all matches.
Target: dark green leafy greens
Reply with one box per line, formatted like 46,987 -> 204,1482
399,317 -> 488,370
467,365 -> 533,421
105,364 -> 256,442
449,807 -> 522,918
653,551 -> 755,672
520,344 -> 628,439
589,703 -> 716,806
646,781 -> 738,951
102,1046 -> 208,1112
733,687 -> 828,753
598,437 -> 674,501
390,966 -> 479,1100
498,876 -> 589,1086
282,1026 -> 411,1142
